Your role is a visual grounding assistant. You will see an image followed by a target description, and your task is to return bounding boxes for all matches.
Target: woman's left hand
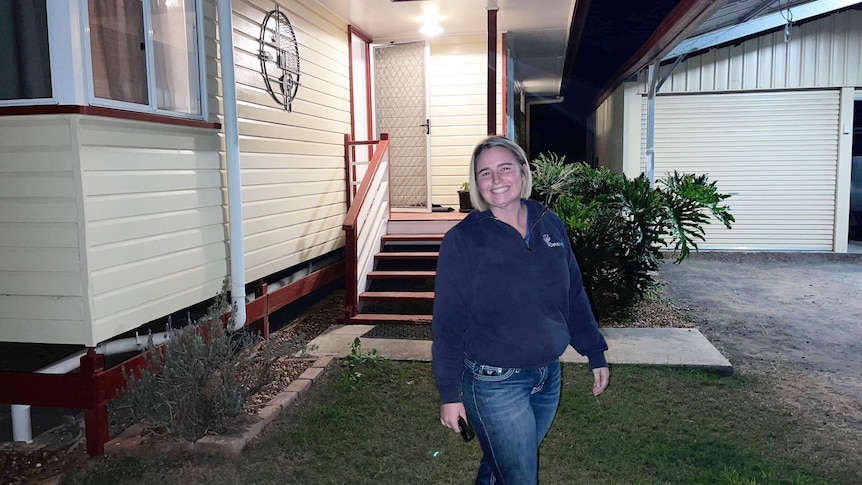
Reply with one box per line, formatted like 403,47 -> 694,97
592,366 -> 609,396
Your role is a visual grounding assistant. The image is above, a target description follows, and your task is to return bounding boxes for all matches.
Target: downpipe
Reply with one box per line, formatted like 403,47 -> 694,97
217,0 -> 247,331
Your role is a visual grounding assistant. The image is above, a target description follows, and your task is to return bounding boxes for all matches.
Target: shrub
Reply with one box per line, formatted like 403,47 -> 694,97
533,156 -> 734,316
120,282 -> 257,440
531,152 -> 576,206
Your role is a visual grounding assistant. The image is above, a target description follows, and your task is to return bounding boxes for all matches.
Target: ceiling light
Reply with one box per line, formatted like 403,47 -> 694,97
420,21 -> 442,36
419,5 -> 443,36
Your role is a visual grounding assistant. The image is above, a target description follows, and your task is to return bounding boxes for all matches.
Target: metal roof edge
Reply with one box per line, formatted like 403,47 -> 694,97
663,0 -> 862,61
560,0 -> 593,97
590,0 -> 724,111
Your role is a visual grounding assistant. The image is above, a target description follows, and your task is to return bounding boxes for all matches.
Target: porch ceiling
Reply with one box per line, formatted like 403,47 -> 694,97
314,0 -> 577,99
314,0 -> 854,124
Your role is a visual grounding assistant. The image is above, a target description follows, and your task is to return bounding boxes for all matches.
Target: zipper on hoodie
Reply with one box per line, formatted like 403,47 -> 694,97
482,206 -> 547,252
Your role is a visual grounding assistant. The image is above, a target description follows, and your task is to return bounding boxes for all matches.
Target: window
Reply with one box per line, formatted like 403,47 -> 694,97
0,0 -> 52,101
87,0 -> 203,116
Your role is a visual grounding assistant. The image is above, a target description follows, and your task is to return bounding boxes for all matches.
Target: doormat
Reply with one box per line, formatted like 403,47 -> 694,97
361,324 -> 434,340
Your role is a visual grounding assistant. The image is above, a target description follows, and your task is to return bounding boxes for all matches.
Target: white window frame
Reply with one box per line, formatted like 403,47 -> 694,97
79,0 -> 207,120
0,0 -> 207,119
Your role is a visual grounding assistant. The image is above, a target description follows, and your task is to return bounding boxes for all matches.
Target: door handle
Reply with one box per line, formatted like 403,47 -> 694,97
419,119 -> 430,135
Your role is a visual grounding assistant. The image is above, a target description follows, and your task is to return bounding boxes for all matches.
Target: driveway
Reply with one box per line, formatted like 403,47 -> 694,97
659,251 -> 862,478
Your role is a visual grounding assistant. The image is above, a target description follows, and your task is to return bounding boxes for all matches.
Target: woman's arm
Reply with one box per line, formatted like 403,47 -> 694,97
431,229 -> 472,404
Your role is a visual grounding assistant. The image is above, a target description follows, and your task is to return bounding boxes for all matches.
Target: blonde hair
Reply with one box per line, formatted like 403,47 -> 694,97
467,136 -> 533,212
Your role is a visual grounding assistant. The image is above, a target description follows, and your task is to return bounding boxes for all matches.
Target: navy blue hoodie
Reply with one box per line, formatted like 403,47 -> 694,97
432,198 -> 608,404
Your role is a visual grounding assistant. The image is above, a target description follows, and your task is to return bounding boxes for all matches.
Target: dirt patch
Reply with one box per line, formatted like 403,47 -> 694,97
659,251 -> 862,480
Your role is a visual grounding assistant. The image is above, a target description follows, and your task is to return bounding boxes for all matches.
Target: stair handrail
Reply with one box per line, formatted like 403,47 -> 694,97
342,133 -> 390,320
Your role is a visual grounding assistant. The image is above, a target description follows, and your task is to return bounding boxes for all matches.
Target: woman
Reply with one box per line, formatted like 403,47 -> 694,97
432,136 -> 610,484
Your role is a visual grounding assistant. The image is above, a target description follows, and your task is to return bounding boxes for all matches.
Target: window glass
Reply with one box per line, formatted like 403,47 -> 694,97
0,0 -> 52,101
152,0 -> 201,114
88,0 -> 202,116
89,0 -> 148,105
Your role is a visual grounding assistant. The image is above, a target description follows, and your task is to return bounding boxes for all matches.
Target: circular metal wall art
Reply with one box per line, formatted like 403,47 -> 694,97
258,6 -> 300,111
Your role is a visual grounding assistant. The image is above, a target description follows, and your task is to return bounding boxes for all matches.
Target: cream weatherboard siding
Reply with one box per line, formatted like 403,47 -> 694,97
639,90 -> 840,251
78,117 -> 226,346
429,34 -> 504,208
0,0 -> 352,346
225,0 -> 350,281
0,116 -> 86,344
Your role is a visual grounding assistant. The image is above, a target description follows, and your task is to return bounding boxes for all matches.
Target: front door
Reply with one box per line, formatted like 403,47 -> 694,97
373,41 -> 430,211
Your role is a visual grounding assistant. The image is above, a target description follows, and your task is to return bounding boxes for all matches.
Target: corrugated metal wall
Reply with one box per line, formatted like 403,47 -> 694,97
649,9 -> 862,93
0,116 -> 85,344
428,34 -> 502,208
640,90 -> 840,250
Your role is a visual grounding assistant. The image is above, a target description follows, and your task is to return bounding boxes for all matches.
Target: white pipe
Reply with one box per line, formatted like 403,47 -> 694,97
10,406 -> 31,443
646,62 -> 657,188
644,54 -> 686,189
217,0 -> 246,331
11,332 -> 169,442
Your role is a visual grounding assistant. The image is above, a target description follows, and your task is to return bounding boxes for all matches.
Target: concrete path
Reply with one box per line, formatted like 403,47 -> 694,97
307,325 -> 732,372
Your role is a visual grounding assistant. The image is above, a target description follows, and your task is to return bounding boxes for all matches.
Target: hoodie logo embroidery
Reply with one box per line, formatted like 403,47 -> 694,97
543,234 -> 563,248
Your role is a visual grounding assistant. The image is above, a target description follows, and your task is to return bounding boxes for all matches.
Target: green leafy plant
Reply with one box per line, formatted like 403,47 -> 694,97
460,181 -> 469,191
530,152 -> 575,206
341,337 -> 386,388
533,154 -> 734,316
659,171 -> 734,262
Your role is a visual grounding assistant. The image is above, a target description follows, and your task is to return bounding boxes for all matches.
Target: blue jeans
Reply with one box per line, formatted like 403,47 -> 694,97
462,358 -> 561,485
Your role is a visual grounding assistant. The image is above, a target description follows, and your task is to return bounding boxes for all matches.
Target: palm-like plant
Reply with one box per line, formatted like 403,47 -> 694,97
659,171 -> 734,262
530,152 -> 576,206
534,153 -> 734,316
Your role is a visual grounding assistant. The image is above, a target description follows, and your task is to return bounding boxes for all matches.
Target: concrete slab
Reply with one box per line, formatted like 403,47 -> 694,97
562,328 -> 732,372
307,325 -> 732,372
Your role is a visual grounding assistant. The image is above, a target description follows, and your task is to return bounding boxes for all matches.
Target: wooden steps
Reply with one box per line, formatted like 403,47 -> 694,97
349,313 -> 433,324
382,234 -> 444,242
368,270 -> 436,279
374,252 -> 439,261
350,232 -> 443,327
359,291 -> 434,302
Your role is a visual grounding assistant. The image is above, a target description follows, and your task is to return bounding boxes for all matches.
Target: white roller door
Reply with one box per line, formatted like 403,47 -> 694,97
641,90 -> 840,251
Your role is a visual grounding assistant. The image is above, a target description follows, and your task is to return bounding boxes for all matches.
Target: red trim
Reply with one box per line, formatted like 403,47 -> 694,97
488,10 -> 497,135
363,41 -> 373,159
347,26 -> 374,162
0,105 -> 221,130
348,28 -> 358,150
501,32 -> 507,135
0,261 -> 343,455
348,24 -> 372,43
592,0 -> 723,107
487,9 -> 498,135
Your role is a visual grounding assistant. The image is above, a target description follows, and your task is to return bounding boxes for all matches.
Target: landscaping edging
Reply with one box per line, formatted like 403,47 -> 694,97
104,356 -> 335,458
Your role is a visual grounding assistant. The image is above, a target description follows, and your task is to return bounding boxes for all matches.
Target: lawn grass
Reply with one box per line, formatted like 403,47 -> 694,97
63,361 -> 851,485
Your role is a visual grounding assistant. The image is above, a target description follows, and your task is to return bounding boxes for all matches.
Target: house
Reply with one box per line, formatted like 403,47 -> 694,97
590,2 -> 862,252
0,0 -> 582,453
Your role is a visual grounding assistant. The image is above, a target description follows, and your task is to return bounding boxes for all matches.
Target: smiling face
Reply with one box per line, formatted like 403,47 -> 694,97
475,146 -> 526,214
